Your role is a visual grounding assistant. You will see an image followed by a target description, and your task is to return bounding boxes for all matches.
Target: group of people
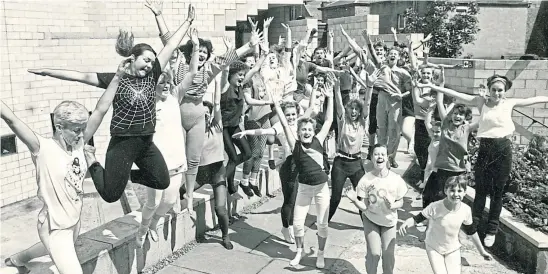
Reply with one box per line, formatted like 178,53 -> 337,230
2,1 -> 548,274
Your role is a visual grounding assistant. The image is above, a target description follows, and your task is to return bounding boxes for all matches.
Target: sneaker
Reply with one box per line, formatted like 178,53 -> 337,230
250,184 -> 262,197
281,227 -> 295,244
240,183 -> 255,198
484,234 -> 496,247
316,251 -> 325,269
222,235 -> 234,250
389,156 -> 399,168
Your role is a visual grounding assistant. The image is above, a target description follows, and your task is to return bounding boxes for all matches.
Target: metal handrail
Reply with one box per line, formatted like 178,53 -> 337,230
513,109 -> 548,130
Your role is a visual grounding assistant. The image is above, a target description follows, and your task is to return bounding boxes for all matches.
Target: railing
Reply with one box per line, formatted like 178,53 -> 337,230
514,109 -> 548,130
512,109 -> 548,141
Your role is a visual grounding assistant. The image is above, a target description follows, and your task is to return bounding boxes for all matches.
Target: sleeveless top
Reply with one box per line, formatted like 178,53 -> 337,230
477,99 -> 515,138
337,118 -> 366,156
293,137 -> 329,186
434,122 -> 471,172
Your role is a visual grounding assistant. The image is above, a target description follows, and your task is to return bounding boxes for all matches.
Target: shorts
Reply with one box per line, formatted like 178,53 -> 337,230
196,161 -> 227,187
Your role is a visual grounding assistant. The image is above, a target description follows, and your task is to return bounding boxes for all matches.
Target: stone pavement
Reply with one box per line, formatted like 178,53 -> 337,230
154,153 -> 523,274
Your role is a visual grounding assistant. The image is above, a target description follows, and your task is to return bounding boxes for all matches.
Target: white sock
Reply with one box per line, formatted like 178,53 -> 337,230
316,250 -> 325,269
290,248 -> 303,266
249,177 -> 257,186
240,178 -> 249,186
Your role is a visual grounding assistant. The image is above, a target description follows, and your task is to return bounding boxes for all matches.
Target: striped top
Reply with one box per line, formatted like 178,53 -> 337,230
292,137 -> 329,186
161,32 -> 239,99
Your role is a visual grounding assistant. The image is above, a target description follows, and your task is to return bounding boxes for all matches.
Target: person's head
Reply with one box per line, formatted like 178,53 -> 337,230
72,158 -> 81,174
419,65 -> 434,83
431,120 -> 442,141
373,41 -> 387,61
371,144 -> 388,170
242,53 -> 256,68
115,30 -> 157,78
449,104 -> 473,126
444,175 -> 468,203
169,50 -> 179,68
203,100 -> 214,128
280,101 -> 300,125
345,99 -> 365,122
228,61 -> 249,88
296,117 -> 316,143
155,71 -> 174,100
315,72 -> 326,86
313,47 -> 326,62
266,52 -> 280,69
486,74 -> 513,103
52,101 -> 90,147
387,47 -> 400,66
336,56 -> 347,69
180,38 -> 213,67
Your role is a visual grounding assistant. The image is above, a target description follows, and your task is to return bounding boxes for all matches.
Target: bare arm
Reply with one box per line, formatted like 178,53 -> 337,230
316,80 -> 335,143
327,29 -> 334,56
1,101 -> 39,154
28,68 -> 101,87
268,90 -> 296,150
174,28 -> 200,101
213,74 -> 222,123
243,93 -> 272,106
422,82 -> 482,106
362,30 -> 382,68
341,26 -> 364,58
155,5 -> 195,70
512,96 -> 548,107
263,17 -> 274,48
145,0 -> 170,46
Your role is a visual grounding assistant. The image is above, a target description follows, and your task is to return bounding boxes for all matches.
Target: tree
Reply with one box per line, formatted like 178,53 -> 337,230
402,1 -> 480,58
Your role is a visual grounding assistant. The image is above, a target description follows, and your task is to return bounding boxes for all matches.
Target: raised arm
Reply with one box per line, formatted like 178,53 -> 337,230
316,77 -> 335,143
512,96 -> 548,107
341,26 -> 365,59
280,23 -> 292,68
84,58 -> 131,142
213,73 -> 222,124
155,5 -> 195,70
419,81 -> 481,106
145,0 -> 170,46
28,68 -> 102,87
390,27 -> 398,44
362,30 -> 382,68
1,101 -> 39,154
267,89 -> 296,150
327,29 -> 334,56
263,17 -> 274,48
174,28 -> 200,101
334,78 -> 345,120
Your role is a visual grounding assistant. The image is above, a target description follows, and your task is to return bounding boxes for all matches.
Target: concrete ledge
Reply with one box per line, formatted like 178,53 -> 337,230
463,187 -> 548,274
28,163 -> 283,274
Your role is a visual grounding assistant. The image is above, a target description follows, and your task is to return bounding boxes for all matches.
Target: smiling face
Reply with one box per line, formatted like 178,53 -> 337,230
488,81 -> 506,103
244,56 -> 256,68
371,146 -> 388,170
445,185 -> 466,204
374,46 -> 386,62
420,67 -> 433,83
132,50 -> 156,77
387,49 -> 400,66
451,110 -> 466,126
155,74 -> 171,100
267,53 -> 279,69
197,46 -> 209,67
283,106 -> 298,126
297,121 -> 315,143
229,70 -> 246,87
347,102 -> 361,121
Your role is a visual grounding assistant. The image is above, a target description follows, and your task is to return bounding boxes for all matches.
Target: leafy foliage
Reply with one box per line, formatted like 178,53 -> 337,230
402,1 -> 480,58
468,135 -> 548,234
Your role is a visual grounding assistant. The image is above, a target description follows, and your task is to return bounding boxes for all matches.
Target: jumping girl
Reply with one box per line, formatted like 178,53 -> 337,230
423,74 -> 548,247
399,175 -> 492,274
346,144 -> 408,274
268,75 -> 334,269
2,57 -> 133,274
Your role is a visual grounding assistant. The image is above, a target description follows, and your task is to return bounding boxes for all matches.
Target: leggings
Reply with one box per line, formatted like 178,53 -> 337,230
136,171 -> 184,222
89,135 -> 169,203
180,97 -> 207,179
414,119 -> 431,171
280,156 -> 298,228
196,161 -> 230,236
328,157 -> 365,221
422,169 -> 465,208
472,137 -> 512,235
376,93 -> 402,156
362,216 -> 397,274
293,182 -> 330,238
12,210 -> 82,274
223,125 -> 252,186
243,115 -> 270,175
368,92 -> 379,135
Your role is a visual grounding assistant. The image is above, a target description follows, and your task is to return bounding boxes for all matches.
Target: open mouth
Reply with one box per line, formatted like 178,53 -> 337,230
198,56 -> 206,62
376,158 -> 385,164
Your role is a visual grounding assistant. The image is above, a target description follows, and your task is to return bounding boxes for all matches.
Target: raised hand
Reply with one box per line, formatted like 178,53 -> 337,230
187,4 -> 195,22
117,56 -> 134,75
264,17 -> 274,29
328,29 -> 334,38
223,36 -> 233,49
248,17 -> 258,32
249,30 -> 263,47
391,27 -> 397,35
422,33 -> 433,43
144,0 -> 163,16
189,28 -> 199,46
281,23 -> 290,30
361,29 -> 369,40
423,42 -> 431,55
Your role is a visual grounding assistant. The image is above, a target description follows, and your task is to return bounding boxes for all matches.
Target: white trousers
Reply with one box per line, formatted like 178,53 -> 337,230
293,182 -> 330,238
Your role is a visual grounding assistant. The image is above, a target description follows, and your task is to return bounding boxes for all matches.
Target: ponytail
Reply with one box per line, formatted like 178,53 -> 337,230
115,29 -> 157,58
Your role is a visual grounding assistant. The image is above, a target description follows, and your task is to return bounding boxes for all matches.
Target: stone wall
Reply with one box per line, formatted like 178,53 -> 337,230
0,0 -> 302,206
326,15 -> 379,53
429,57 -> 548,144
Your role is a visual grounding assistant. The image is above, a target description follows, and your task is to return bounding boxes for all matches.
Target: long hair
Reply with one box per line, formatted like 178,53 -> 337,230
115,29 -> 156,57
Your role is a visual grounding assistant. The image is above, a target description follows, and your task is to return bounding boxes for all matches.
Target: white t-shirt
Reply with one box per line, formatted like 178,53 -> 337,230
154,95 -> 187,173
272,122 -> 297,160
33,134 -> 88,230
356,171 -> 408,227
200,121 -> 225,166
423,200 -> 473,255
424,139 -> 440,182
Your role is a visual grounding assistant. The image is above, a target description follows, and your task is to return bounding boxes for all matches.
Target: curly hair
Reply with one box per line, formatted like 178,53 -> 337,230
345,99 -> 366,121
452,104 -> 473,121
115,29 -> 156,58
228,61 -> 249,81
52,101 -> 90,128
179,38 -> 213,65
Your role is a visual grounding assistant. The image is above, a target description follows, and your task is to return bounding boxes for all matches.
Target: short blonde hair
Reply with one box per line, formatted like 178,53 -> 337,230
297,117 -> 316,132
52,101 -> 89,128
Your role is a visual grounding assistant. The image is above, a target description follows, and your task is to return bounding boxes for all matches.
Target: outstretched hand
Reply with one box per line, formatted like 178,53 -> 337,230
263,17 -> 274,29
248,17 -> 258,32
281,23 -> 290,30
223,36 -> 233,49
117,56 -> 134,74
144,0 -> 163,16
189,28 -> 199,46
391,27 -> 397,35
187,4 -> 195,22
249,30 -> 263,47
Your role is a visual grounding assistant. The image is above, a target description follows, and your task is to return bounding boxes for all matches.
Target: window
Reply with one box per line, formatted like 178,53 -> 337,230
397,14 -> 406,30
1,134 -> 17,156
289,6 -> 298,21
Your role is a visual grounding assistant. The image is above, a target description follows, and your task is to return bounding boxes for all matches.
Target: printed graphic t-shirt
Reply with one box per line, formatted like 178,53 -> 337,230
356,171 -> 408,227
33,134 -> 88,230
97,58 -> 162,136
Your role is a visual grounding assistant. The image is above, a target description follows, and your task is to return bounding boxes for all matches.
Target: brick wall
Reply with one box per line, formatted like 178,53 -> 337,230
0,0 -> 302,206
326,15 -> 379,53
429,57 -> 548,144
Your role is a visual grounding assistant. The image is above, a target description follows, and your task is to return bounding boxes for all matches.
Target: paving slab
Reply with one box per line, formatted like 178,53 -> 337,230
156,265 -> 208,274
171,245 -> 272,274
